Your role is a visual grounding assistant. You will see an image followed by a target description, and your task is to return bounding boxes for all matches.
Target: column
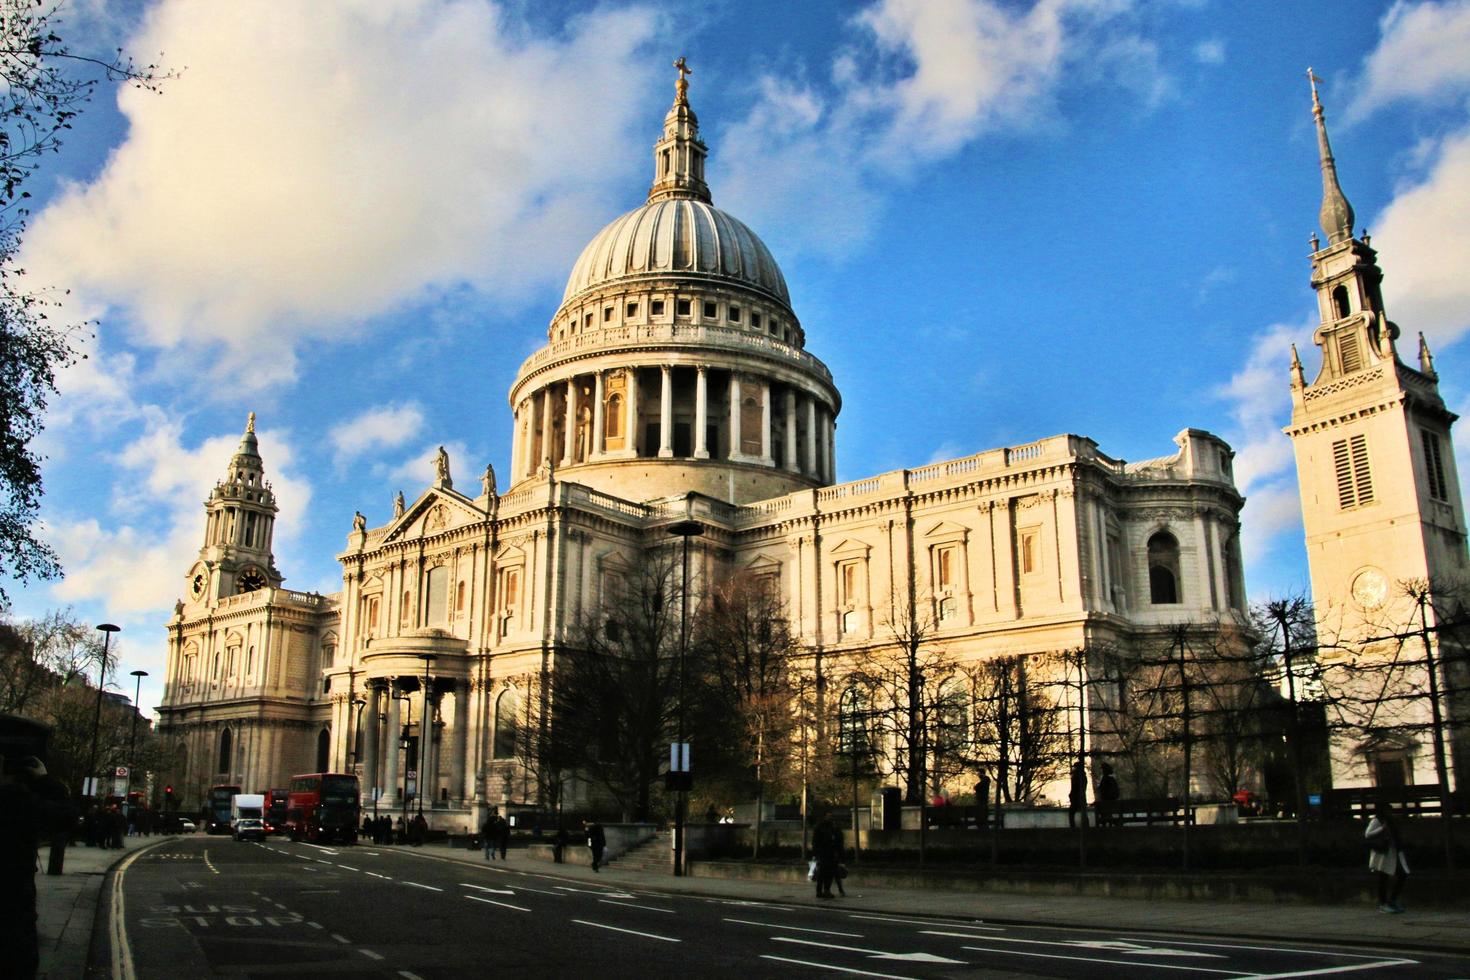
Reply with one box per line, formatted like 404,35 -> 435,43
382,681 -> 402,806
694,366 -> 709,458
422,685 -> 439,805
363,682 -> 381,800
827,413 -> 837,483
540,387 -> 554,471
783,388 -> 797,472
729,373 -> 743,460
816,406 -> 829,483
760,379 -> 773,465
659,364 -> 674,458
450,681 -> 469,802
558,379 -> 576,467
591,371 -> 605,460
806,397 -> 817,478
626,368 -> 640,457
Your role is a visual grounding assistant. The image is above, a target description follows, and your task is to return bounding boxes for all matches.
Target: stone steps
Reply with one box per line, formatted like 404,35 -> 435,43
611,829 -> 673,872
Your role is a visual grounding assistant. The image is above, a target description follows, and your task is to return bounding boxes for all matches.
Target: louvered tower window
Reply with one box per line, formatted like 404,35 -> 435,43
1338,332 -> 1363,373
1422,429 -> 1449,501
1332,434 -> 1374,508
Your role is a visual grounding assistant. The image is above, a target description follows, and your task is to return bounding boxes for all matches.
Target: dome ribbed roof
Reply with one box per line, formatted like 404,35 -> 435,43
561,198 -> 790,309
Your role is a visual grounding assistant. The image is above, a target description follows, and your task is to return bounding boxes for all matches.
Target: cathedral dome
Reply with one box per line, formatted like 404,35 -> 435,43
561,199 -> 790,309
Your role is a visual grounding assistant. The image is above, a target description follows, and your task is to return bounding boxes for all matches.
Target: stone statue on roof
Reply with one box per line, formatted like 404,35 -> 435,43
481,463 -> 497,498
434,446 -> 452,488
393,490 -> 405,519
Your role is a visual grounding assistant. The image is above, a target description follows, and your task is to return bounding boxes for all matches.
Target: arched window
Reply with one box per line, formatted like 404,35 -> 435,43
1332,284 -> 1351,319
316,728 -> 330,773
425,566 -> 448,625
456,581 -> 467,613
400,590 -> 411,629
493,688 -> 521,759
245,646 -> 254,677
212,652 -> 221,681
217,728 -> 232,777
1148,531 -> 1182,604
605,394 -> 623,439
837,686 -> 870,756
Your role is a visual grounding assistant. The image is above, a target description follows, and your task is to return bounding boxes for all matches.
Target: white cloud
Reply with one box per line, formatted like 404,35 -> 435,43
21,0 -> 660,389
1193,38 -> 1225,65
329,402 -> 426,467
718,0 -> 1168,257
1348,0 -> 1470,118
1371,128 -> 1470,347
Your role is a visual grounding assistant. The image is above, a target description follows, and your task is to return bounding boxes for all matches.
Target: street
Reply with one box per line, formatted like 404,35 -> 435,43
101,836 -> 1463,978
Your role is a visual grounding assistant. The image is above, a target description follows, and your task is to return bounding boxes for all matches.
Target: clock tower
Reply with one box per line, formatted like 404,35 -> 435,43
1286,73 -> 1469,790
185,412 -> 285,606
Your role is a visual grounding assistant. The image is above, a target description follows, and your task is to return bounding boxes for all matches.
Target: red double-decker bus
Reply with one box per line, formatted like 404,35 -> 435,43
264,788 -> 289,835
285,773 -> 359,844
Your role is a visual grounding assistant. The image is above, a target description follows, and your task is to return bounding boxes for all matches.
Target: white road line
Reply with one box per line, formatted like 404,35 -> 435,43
465,895 -> 531,912
460,883 -> 516,895
359,949 -> 385,960
331,934 -> 352,944
398,973 -> 425,980
315,859 -> 334,865
772,937 -> 964,965
848,914 -> 968,928
708,899 -> 800,911
403,881 -> 443,892
960,945 -> 1239,974
297,843 -> 341,854
507,884 -> 564,896
759,955 -> 916,979
724,918 -> 864,938
1235,962 -> 1420,980
599,899 -> 675,914
1109,936 -> 1412,960
572,919 -> 680,943
366,872 -> 393,880
918,928 -> 1008,937
306,922 -> 323,929
337,865 -> 359,871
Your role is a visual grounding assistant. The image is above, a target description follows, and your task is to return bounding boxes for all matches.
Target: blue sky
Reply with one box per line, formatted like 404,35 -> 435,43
7,0 -> 1470,718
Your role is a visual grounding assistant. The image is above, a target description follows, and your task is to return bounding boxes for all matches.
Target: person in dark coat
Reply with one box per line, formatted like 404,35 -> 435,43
811,816 -> 843,898
496,812 -> 510,860
1096,763 -> 1120,827
481,809 -> 499,860
586,820 -> 606,871
974,773 -> 991,829
1068,760 -> 1090,828
1,756 -> 73,980
553,826 -> 569,863
411,812 -> 428,846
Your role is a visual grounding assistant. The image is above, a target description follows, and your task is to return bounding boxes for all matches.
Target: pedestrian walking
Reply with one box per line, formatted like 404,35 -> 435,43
974,773 -> 990,829
553,826 -> 569,863
1365,800 -> 1409,913
395,815 -> 406,844
586,820 -> 606,871
488,811 -> 505,863
1097,763 -> 1120,828
1068,759 -> 1090,829
812,816 -> 842,899
496,811 -> 510,860
0,755 -> 72,980
411,812 -> 427,846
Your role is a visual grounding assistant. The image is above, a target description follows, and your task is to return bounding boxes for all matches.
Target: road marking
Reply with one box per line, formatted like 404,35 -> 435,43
507,884 -> 564,896
331,934 -> 352,944
109,839 -> 169,980
403,881 -> 443,892
366,872 -> 393,880
337,864 -> 359,872
398,972 -> 424,979
359,949 -> 384,961
460,883 -> 516,895
724,918 -> 863,937
572,919 -> 680,942
599,899 -> 675,914
918,929 -> 1006,939
1108,936 -> 1413,960
315,859 -> 334,865
960,945 -> 1239,974
1235,963 -> 1420,980
298,843 -> 341,854
964,935 -> 1229,959
759,955 -> 916,979
465,895 -> 531,912
848,914 -> 971,928
556,885 -> 636,898
202,851 -> 220,875
773,937 -> 964,964
306,922 -> 323,929
709,899 -> 799,911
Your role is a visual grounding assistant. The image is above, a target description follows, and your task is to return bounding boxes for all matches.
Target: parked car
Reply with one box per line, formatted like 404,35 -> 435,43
177,818 -> 197,833
233,817 -> 265,842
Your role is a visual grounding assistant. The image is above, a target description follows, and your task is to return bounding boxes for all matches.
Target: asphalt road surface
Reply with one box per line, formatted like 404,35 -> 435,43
100,836 -> 1467,979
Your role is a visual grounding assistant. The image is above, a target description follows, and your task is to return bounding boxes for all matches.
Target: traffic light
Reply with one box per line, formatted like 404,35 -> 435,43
164,786 -> 174,810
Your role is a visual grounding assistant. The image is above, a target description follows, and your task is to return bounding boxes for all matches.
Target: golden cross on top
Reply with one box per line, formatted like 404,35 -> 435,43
674,56 -> 692,82
1307,66 -> 1323,106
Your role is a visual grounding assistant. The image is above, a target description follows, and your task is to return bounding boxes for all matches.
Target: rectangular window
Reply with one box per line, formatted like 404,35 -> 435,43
626,302 -> 638,318
728,306 -> 741,323
498,567 -> 521,637
1332,433 -> 1374,508
1338,332 -> 1363,373
1019,528 -> 1040,575
935,546 -> 954,590
676,298 -> 691,316
651,299 -> 665,316
751,312 -> 762,329
603,306 -> 613,322
582,313 -> 592,329
703,301 -> 717,318
1422,429 -> 1449,501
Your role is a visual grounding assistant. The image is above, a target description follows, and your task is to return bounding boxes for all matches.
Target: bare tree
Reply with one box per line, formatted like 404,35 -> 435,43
969,653 -> 1068,804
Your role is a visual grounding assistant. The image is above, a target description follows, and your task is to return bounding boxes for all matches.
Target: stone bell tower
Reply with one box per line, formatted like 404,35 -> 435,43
1286,71 -> 1469,790
184,412 -> 285,607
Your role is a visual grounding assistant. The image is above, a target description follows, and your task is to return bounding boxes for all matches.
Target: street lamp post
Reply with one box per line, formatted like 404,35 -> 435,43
667,515 -> 703,877
398,694 -> 413,828
126,669 -> 148,819
418,654 -> 437,819
85,624 -> 121,804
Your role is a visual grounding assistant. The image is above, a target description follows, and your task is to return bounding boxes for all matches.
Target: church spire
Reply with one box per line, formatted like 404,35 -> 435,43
648,56 -> 711,205
1308,68 -> 1355,247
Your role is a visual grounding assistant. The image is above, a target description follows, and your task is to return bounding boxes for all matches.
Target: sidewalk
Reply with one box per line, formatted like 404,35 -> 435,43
33,835 -> 163,979
403,840 -> 1470,956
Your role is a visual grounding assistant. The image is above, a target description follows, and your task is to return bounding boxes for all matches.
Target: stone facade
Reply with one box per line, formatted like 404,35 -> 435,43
156,75 -> 1248,828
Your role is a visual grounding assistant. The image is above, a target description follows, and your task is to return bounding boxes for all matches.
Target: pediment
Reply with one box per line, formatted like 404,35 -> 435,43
829,537 -> 871,558
382,487 -> 484,543
922,520 -> 970,542
494,542 -> 528,564
745,553 -> 782,572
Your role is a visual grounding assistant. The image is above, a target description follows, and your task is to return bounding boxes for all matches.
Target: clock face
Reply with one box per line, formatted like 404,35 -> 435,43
1351,568 -> 1388,610
237,568 -> 267,593
190,572 -> 206,599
